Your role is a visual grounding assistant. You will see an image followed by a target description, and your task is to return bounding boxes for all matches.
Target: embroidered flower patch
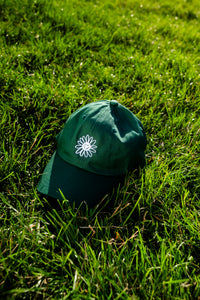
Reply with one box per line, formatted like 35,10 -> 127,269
75,135 -> 97,158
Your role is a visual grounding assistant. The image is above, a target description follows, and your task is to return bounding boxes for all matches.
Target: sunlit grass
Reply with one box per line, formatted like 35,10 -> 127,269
0,0 -> 200,298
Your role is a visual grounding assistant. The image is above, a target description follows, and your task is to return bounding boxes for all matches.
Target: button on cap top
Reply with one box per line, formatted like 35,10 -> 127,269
110,100 -> 118,106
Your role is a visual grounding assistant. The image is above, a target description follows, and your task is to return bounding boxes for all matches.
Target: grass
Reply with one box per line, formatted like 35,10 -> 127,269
0,0 -> 200,298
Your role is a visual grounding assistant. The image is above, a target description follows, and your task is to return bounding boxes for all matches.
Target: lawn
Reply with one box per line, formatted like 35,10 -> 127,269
0,0 -> 200,299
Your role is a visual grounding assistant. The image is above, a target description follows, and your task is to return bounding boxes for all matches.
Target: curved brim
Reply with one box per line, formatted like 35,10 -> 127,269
37,151 -> 124,209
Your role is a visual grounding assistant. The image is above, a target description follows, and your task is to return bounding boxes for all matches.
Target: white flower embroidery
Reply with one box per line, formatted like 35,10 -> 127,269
75,135 -> 97,158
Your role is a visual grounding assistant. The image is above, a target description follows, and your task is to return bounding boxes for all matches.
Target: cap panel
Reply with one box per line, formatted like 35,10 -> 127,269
109,102 -> 147,169
57,101 -> 109,172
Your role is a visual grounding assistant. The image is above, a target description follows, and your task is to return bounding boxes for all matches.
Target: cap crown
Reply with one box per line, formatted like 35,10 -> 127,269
57,100 -> 147,176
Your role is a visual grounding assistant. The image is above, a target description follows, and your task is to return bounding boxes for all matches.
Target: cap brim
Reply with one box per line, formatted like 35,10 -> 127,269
37,151 -> 124,209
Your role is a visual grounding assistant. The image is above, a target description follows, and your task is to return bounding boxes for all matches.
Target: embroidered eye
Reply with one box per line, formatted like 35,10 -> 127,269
75,135 -> 97,158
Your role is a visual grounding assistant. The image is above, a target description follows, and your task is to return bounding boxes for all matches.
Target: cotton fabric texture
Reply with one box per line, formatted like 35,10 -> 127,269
37,100 -> 147,209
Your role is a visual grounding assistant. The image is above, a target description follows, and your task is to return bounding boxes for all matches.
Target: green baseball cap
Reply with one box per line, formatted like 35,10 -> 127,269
37,100 -> 147,209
